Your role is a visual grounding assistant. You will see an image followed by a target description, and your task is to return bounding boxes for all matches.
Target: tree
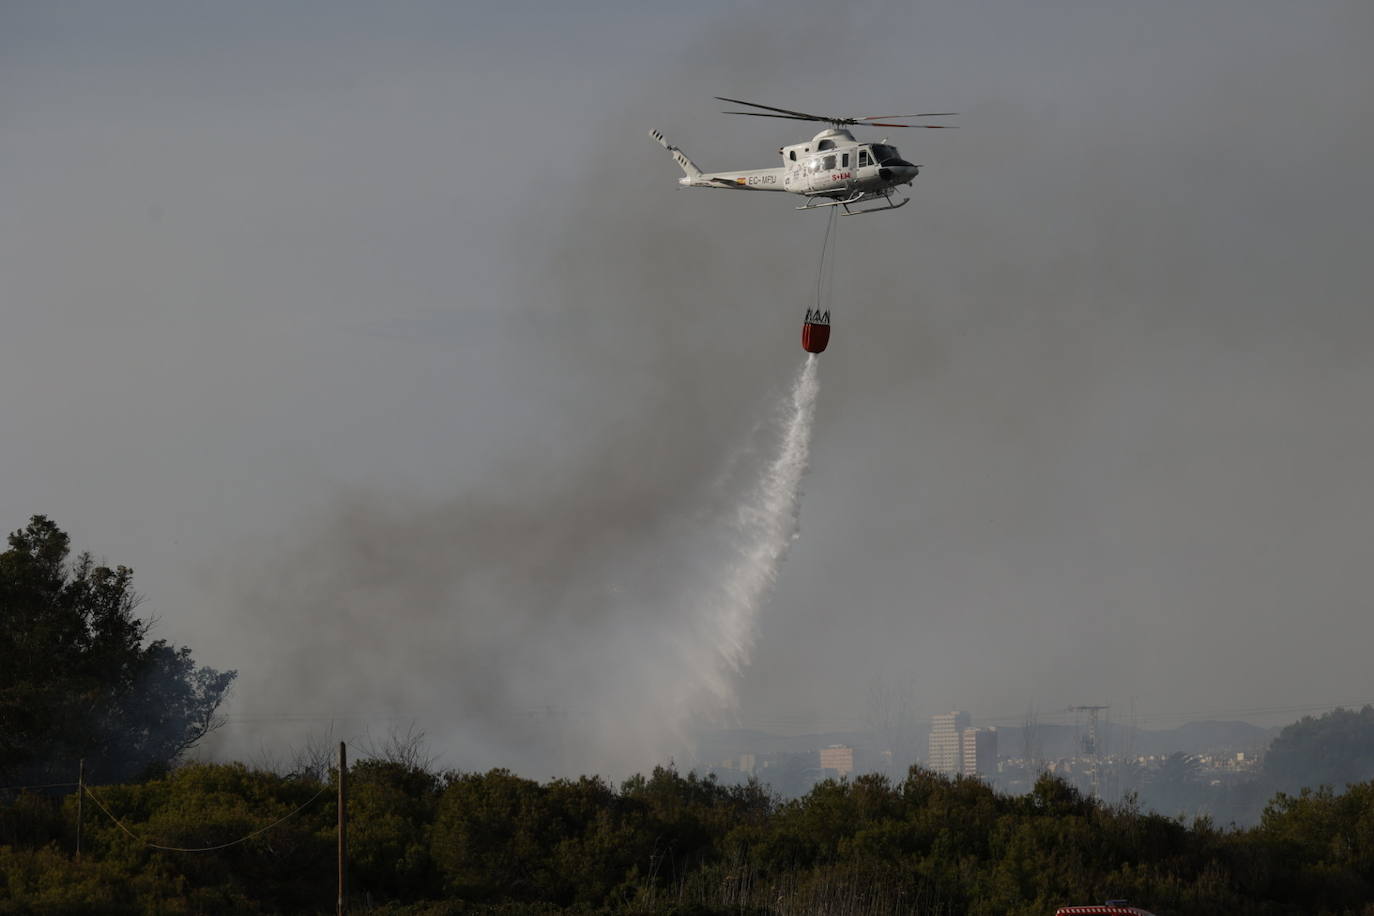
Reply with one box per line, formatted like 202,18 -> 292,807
1263,706 -> 1374,794
1144,752 -> 1204,816
0,515 -> 235,785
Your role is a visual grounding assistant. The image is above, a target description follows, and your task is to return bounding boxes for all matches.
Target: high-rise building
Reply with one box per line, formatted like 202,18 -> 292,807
961,727 -> 998,778
819,745 -> 856,776
928,711 -> 970,776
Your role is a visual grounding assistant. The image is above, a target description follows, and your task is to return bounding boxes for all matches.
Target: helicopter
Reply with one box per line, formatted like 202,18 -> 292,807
651,97 -> 955,215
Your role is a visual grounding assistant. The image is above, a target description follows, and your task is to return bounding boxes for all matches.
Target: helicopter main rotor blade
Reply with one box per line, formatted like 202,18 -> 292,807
721,110 -> 823,121
859,113 -> 959,120
714,96 -> 828,122
864,122 -> 958,128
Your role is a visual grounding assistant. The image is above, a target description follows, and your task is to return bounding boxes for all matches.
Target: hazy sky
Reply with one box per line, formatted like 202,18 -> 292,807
4,0 -> 1373,775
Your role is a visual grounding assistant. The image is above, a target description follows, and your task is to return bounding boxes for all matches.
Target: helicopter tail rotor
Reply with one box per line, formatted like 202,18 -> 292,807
650,128 -> 703,180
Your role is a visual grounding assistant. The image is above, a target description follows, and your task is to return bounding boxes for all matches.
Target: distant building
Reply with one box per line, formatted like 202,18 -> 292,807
928,711 -> 970,776
961,727 -> 998,778
739,753 -> 756,775
819,745 -> 855,776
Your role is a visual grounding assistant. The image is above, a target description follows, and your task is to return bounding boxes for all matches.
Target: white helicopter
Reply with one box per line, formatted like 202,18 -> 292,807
651,97 -> 955,215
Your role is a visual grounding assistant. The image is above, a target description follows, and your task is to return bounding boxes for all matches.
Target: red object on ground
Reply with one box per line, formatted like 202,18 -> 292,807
802,309 -> 831,353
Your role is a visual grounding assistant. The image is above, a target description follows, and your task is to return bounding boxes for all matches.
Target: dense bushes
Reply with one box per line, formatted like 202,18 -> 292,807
5,763 -> 1374,914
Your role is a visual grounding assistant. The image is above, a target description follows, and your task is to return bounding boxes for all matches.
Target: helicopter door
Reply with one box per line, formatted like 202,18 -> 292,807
856,147 -> 877,184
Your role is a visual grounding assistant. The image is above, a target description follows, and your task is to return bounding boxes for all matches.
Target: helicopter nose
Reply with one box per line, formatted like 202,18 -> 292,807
878,158 -> 919,183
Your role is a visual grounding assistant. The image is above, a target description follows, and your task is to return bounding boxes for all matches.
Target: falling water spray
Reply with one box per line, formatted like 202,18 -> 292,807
693,354 -> 821,711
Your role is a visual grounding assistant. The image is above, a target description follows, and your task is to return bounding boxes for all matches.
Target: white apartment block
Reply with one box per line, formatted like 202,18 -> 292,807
928,711 -> 970,776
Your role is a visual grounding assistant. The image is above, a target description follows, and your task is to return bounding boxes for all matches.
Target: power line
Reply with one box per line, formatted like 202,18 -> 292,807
967,699 -> 1374,729
220,714 -> 418,723
735,699 -> 1374,736
81,781 -> 330,853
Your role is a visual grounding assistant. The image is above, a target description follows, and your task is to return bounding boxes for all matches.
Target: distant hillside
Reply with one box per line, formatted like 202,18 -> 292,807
1140,720 -> 1280,755
999,719 -> 1279,759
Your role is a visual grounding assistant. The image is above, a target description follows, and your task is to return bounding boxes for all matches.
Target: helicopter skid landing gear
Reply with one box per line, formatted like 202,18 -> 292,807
843,193 -> 909,216
796,188 -> 910,216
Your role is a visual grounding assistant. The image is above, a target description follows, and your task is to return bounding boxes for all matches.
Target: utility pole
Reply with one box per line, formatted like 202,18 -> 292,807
337,742 -> 348,916
1021,706 -> 1040,778
1067,705 -> 1109,799
75,759 -> 84,861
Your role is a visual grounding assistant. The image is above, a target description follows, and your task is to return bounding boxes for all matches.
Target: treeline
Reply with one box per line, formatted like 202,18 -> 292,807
6,518 -> 1374,913
3,762 -> 1374,915
1120,706 -> 1374,826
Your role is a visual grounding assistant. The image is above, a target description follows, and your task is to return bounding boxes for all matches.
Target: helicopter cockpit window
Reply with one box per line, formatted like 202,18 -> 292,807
872,144 -> 898,162
841,153 -> 850,167
823,154 -> 836,170
817,139 -> 836,151
858,149 -> 871,167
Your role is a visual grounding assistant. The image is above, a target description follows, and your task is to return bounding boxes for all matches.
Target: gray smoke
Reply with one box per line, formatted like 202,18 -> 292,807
206,21 -> 852,775
170,0 -> 1374,775
225,352 -> 820,777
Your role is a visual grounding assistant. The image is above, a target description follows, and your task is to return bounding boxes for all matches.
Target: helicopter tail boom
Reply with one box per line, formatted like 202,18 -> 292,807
696,168 -> 787,190
649,129 -> 789,192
